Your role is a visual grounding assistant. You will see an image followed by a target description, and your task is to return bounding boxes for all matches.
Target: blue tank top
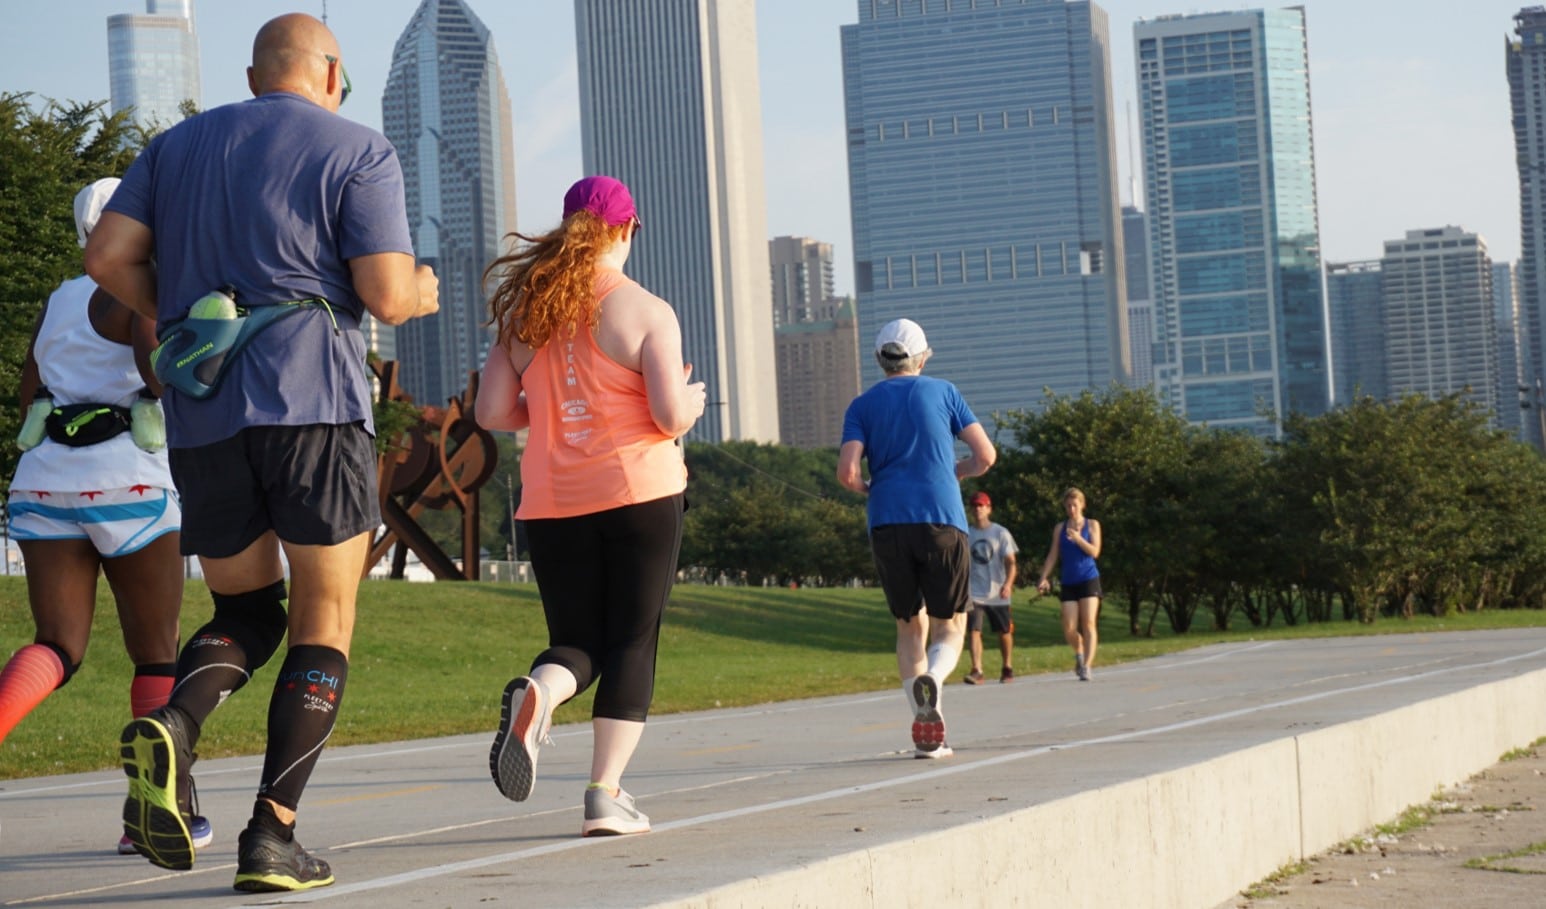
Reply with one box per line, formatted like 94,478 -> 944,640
1059,520 -> 1099,584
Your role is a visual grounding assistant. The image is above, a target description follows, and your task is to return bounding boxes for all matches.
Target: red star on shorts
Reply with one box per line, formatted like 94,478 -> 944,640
79,490 -> 104,500
327,691 -> 337,702
308,684 -> 319,694
129,484 -> 154,496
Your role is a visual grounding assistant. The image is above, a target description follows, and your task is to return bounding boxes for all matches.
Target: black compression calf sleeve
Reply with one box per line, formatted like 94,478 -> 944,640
170,580 -> 288,736
257,644 -> 348,811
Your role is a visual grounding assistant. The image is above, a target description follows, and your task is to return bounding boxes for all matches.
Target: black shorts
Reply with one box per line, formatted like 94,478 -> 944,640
170,422 -> 380,558
1059,577 -> 1102,602
870,523 -> 970,621
968,602 -> 1012,634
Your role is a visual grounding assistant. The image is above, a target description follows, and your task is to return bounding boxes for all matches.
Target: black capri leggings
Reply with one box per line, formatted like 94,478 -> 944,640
522,493 -> 684,722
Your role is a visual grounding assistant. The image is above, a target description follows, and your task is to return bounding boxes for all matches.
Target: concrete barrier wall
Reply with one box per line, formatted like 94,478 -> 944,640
662,667 -> 1546,909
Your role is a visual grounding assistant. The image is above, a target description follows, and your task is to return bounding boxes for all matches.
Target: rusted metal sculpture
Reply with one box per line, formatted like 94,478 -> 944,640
365,360 -> 498,580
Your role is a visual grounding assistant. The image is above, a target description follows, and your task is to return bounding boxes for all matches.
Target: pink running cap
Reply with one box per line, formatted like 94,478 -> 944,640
563,175 -> 637,227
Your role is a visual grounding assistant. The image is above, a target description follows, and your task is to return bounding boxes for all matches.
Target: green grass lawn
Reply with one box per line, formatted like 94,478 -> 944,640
3,575 -> 1544,780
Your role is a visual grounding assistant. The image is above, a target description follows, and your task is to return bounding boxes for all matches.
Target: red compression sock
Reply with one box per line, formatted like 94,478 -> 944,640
130,672 -> 175,718
0,644 -> 66,745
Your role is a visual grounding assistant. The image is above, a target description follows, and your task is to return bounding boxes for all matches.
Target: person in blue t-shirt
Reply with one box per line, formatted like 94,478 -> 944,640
1036,487 -> 1103,681
838,318 -> 996,759
85,13 -> 439,894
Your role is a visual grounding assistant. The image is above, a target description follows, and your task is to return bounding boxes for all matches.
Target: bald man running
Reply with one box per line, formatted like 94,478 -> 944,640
87,12 -> 438,893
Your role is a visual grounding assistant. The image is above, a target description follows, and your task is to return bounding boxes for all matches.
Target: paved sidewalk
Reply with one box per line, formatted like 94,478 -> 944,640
2,630 -> 1544,907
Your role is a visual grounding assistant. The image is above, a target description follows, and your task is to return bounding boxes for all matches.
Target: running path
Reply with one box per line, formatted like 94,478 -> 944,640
3,629 -> 1544,907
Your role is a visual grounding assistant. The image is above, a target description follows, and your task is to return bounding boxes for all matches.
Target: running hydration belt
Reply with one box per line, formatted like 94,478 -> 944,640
151,299 -> 333,399
43,401 -> 132,446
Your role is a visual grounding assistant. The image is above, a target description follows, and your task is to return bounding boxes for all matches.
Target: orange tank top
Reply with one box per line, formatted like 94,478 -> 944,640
514,269 -> 687,519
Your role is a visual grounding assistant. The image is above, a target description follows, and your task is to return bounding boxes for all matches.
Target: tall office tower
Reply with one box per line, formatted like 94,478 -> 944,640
1136,8 -> 1330,435
770,237 -> 860,448
1380,227 -> 1499,422
1508,7 -> 1546,447
841,1 -> 1129,427
1123,206 -> 1155,387
574,0 -> 780,443
1493,262 -> 1526,438
384,0 -> 517,406
1325,260 -> 1386,403
107,0 -> 200,130
771,236 -> 838,327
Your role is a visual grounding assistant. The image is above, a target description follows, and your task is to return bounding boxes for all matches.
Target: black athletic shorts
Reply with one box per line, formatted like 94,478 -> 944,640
170,422 -> 380,558
870,523 -> 970,621
967,602 -> 1013,634
1059,577 -> 1103,602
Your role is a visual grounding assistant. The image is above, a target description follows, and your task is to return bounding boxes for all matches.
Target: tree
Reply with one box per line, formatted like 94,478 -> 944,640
0,94 -> 144,481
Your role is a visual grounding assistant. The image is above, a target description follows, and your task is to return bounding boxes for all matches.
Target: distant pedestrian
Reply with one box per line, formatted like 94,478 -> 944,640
479,175 -> 705,836
838,318 -> 996,758
1035,487 -> 1102,680
963,491 -> 1017,684
0,178 -> 211,857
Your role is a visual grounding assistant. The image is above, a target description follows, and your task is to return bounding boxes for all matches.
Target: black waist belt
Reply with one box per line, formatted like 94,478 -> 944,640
43,402 -> 132,447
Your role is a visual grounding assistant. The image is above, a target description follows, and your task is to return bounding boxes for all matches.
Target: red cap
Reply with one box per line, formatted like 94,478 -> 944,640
563,175 -> 637,227
969,491 -> 991,507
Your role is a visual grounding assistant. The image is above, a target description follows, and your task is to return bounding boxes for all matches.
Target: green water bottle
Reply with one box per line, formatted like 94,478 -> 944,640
188,286 -> 238,319
15,389 -> 52,451
130,389 -> 166,452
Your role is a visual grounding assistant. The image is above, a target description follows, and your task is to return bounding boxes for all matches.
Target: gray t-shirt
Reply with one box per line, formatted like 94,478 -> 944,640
968,522 -> 1017,605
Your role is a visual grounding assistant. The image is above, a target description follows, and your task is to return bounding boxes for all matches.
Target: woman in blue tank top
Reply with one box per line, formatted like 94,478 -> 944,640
1035,487 -> 1102,681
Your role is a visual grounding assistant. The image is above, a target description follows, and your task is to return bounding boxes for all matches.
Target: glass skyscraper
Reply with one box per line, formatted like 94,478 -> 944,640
574,0 -> 780,443
383,0 -> 517,406
1324,260 -> 1386,404
1492,261 -> 1525,438
107,0 -> 200,130
1136,8 -> 1330,435
1508,7 -> 1546,448
841,0 -> 1129,426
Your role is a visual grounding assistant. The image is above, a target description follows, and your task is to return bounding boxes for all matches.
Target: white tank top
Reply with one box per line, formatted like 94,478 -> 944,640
8,275 -> 175,493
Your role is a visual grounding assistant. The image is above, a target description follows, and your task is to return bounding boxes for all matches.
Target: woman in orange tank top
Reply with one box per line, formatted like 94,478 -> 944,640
477,176 -> 705,836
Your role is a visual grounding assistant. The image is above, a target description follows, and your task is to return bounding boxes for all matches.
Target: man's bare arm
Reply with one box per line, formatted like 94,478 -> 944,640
348,253 -> 439,326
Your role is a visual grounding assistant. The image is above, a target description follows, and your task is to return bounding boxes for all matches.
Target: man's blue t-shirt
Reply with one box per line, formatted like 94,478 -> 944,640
107,92 -> 415,448
841,375 -> 978,531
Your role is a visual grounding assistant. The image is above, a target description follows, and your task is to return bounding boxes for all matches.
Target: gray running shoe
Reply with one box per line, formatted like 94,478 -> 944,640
1075,653 -> 1088,681
915,743 -> 955,759
490,676 -> 554,802
581,787 -> 650,837
910,675 -> 946,755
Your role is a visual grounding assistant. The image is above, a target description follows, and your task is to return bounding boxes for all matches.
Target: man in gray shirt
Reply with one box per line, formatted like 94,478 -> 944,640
964,491 -> 1017,683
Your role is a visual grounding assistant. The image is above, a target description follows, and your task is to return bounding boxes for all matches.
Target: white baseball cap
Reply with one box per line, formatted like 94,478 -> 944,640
875,318 -> 930,359
74,177 -> 121,248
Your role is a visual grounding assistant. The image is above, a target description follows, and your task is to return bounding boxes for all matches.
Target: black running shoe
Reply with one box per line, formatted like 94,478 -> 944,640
119,707 -> 196,870
233,824 -> 335,892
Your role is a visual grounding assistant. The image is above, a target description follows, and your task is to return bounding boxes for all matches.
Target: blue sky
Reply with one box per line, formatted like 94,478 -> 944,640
0,1 -> 1527,297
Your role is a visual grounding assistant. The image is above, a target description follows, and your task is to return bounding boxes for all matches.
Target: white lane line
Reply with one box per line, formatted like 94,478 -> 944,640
247,645 -> 1546,904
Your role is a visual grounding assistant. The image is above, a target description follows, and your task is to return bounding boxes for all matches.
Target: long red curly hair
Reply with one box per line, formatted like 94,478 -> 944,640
483,211 -> 628,349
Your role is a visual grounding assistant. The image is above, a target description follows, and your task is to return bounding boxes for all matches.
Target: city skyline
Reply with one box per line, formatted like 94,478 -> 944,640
0,1 -> 1529,304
